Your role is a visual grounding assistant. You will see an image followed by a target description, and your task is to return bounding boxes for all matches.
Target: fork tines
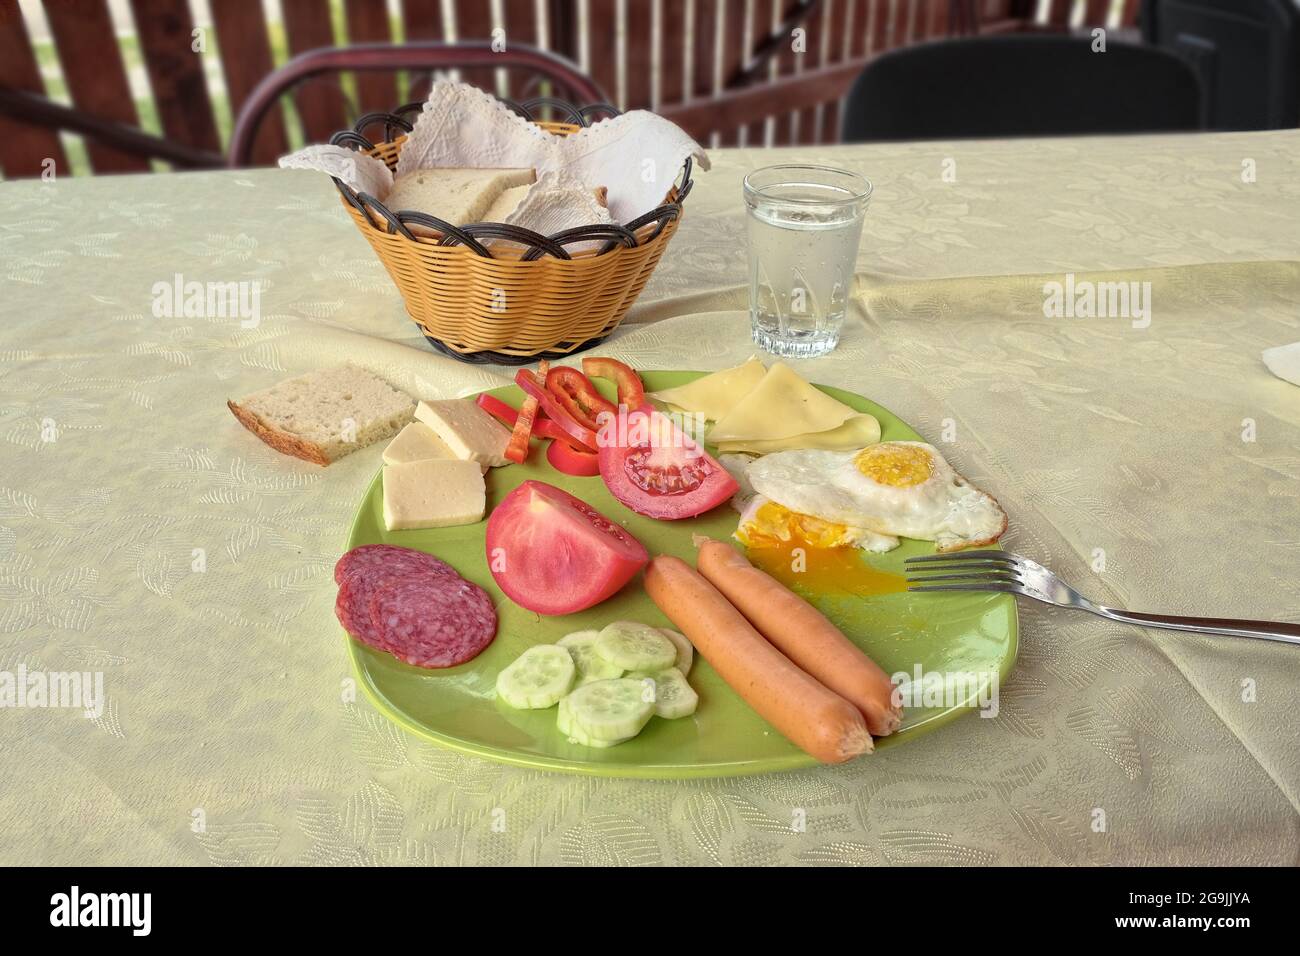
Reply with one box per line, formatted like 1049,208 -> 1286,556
904,550 -> 1023,593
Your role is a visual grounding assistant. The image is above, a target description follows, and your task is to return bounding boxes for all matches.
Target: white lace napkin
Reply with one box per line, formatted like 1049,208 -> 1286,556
1263,342 -> 1300,387
279,144 -> 393,198
506,170 -> 612,236
279,78 -> 709,236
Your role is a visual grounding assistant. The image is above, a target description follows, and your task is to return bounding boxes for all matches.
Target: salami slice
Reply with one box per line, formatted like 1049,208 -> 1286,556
335,568 -> 406,653
367,576 -> 498,668
334,544 -> 453,585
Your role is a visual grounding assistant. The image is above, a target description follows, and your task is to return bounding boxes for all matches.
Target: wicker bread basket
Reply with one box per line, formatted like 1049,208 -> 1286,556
328,98 -> 693,365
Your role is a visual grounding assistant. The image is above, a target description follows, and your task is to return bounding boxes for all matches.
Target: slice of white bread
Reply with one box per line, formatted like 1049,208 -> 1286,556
481,183 -> 533,223
228,364 -> 415,466
384,167 -> 536,227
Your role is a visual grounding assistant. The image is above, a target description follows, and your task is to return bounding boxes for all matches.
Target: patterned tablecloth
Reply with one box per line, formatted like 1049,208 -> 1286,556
2,130 -> 1298,865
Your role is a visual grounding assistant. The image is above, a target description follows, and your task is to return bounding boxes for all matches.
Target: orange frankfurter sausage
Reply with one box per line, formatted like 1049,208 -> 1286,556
644,555 -> 872,763
696,539 -> 902,737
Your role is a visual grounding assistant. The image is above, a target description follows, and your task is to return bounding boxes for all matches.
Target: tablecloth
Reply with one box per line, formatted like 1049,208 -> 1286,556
2,130 -> 1298,865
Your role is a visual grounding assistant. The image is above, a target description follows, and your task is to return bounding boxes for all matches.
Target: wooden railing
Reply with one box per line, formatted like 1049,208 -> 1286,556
0,0 -> 1142,178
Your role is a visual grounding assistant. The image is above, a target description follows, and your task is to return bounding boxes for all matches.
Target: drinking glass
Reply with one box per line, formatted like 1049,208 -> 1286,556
743,164 -> 872,358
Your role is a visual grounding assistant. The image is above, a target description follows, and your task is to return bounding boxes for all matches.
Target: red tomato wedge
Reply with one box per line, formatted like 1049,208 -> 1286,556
596,405 -> 738,519
476,392 -> 594,451
485,480 -> 648,615
505,361 -> 548,464
545,366 -> 618,432
582,357 -> 645,409
515,369 -> 597,450
546,438 -> 600,476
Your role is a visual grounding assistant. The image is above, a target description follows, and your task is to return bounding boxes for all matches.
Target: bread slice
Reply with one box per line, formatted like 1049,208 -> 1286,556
481,183 -> 533,222
228,364 -> 415,466
384,167 -> 537,227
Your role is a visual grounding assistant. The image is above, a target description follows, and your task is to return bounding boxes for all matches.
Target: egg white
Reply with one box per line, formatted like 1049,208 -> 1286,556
745,441 -> 1007,552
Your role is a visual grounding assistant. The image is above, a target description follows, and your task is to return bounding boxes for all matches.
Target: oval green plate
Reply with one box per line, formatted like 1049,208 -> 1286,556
343,370 -> 1017,778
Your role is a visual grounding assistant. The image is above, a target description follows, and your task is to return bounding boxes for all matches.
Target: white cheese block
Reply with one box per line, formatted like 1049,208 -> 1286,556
384,168 -> 537,226
382,459 -> 485,531
414,399 -> 512,468
382,421 -> 456,466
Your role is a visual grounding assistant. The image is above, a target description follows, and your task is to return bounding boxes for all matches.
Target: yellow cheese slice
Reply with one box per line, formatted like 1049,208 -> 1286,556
647,357 -> 767,422
715,412 -> 881,455
707,362 -> 860,443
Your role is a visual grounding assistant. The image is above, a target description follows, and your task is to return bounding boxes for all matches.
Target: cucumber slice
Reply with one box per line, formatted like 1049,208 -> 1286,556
658,628 -> 694,675
628,667 -> 699,719
495,645 -> 575,709
595,622 -> 678,672
558,629 -> 624,683
564,678 -> 655,741
557,697 -> 623,748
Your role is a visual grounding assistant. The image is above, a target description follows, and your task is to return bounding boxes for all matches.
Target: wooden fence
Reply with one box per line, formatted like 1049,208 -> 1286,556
0,0 -> 1142,178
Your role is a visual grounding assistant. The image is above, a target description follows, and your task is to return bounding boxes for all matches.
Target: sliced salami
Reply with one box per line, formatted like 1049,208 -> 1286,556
367,576 -> 498,668
334,544 -> 453,585
335,568 -> 405,653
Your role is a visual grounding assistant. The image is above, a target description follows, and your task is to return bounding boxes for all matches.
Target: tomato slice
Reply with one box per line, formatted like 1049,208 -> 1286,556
545,366 -> 618,432
515,369 -> 597,450
597,405 -> 738,519
582,357 -> 645,409
546,438 -> 600,476
485,480 -> 648,615
505,361 -> 548,463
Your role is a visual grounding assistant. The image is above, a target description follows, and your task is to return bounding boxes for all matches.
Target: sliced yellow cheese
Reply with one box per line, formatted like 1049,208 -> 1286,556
647,357 -> 767,422
382,459 -> 485,531
382,421 -> 456,467
707,362 -> 860,443
716,412 -> 881,455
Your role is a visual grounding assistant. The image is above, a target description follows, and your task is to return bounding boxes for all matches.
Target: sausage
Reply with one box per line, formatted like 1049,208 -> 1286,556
696,539 -> 902,737
643,555 -> 872,763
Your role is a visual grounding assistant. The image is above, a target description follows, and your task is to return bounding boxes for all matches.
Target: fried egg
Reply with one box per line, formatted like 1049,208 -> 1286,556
745,441 -> 1007,552
734,495 -> 899,552
721,454 -> 899,553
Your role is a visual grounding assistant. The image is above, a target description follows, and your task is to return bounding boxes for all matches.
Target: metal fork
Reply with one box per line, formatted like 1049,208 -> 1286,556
905,550 -> 1300,647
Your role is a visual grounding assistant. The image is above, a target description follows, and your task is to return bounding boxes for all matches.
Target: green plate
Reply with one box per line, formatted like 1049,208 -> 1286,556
344,371 -> 1017,778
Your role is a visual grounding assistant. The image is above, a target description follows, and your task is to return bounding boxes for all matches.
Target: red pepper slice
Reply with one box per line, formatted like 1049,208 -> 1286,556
515,368 -> 598,450
582,357 -> 645,409
476,392 -> 519,428
505,360 -> 548,463
545,438 -> 601,477
545,366 -> 618,432
477,392 -> 595,452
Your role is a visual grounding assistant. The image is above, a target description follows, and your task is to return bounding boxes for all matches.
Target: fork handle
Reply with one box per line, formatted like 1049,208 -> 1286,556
1095,607 -> 1300,646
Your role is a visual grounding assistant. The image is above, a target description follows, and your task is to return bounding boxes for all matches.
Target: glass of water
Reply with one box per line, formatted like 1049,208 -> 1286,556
743,164 -> 872,358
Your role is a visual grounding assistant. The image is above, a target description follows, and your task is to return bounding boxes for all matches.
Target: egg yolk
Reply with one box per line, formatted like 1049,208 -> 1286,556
853,444 -> 933,488
739,500 -> 860,550
737,501 -> 906,597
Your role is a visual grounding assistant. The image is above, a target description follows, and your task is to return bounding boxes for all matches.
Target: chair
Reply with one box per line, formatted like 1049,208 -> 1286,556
841,35 -> 1204,142
1142,0 -> 1300,130
230,42 -> 606,167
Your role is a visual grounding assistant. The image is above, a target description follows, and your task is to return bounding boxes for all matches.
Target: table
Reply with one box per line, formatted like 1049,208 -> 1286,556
3,130 -> 1298,865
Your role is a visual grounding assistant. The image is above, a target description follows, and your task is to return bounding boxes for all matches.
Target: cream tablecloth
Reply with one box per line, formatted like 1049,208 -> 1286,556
2,131 -> 1298,865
